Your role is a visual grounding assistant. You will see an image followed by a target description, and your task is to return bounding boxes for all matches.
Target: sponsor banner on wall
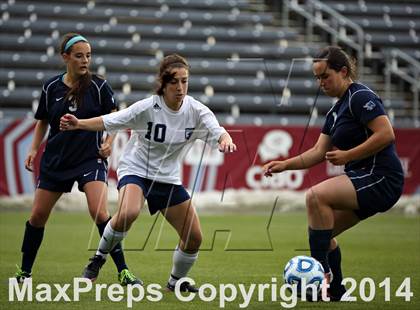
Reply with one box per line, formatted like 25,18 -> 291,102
180,126 -> 419,194
1,120 -> 419,196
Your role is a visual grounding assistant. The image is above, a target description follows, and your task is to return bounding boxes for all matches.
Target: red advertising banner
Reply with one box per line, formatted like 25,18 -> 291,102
1,120 -> 419,196
180,126 -> 420,194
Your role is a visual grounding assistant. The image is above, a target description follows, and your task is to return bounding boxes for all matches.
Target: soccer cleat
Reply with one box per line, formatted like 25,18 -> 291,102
309,272 -> 346,302
82,255 -> 106,281
319,271 -> 346,302
166,280 -> 199,293
328,286 -> 346,302
15,266 -> 31,283
118,269 -> 143,286
328,277 -> 346,302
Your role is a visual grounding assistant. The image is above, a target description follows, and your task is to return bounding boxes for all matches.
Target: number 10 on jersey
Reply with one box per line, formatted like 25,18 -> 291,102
145,122 -> 167,143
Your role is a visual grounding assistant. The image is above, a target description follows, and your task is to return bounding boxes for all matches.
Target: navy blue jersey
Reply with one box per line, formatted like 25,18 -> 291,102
322,83 -> 403,175
35,73 -> 117,180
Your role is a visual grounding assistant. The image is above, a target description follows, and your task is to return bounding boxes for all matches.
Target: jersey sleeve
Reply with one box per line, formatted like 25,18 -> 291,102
100,81 -> 118,114
34,86 -> 48,120
102,99 -> 149,133
349,90 -> 386,125
321,110 -> 335,135
196,105 -> 226,146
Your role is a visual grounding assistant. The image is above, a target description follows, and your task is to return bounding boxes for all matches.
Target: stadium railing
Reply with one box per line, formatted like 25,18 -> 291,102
281,0 -> 365,78
385,49 -> 420,127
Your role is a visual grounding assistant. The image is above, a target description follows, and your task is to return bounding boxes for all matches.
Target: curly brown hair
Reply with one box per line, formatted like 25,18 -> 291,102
155,54 -> 190,95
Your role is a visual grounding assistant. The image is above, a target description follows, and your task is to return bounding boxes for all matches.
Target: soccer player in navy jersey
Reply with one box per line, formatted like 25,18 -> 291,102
15,33 -> 141,286
263,46 -> 404,301
60,54 -> 237,292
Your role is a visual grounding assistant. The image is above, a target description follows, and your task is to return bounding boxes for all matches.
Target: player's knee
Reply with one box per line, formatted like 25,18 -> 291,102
185,230 -> 202,251
330,238 -> 337,250
29,212 -> 48,227
305,188 -> 318,210
91,210 -> 109,224
305,188 -> 328,210
87,206 -> 108,222
121,208 -> 140,225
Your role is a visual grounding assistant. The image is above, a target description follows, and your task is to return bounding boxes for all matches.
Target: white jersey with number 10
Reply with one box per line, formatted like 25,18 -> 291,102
102,95 -> 226,184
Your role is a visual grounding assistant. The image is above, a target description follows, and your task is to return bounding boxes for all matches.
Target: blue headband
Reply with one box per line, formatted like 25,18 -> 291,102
64,35 -> 88,52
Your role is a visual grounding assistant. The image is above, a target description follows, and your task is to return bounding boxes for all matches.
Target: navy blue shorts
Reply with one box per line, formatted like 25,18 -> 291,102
37,163 -> 108,193
117,175 -> 191,215
347,169 -> 404,220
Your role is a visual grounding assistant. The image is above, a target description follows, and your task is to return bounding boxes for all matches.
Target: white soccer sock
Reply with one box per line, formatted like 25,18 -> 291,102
168,246 -> 198,285
95,221 -> 127,259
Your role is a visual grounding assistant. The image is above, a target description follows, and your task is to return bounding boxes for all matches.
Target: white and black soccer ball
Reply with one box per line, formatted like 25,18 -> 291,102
283,255 -> 325,296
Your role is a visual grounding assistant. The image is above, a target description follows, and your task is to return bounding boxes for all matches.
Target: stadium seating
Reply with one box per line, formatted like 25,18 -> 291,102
0,0 -> 417,125
0,0 -> 324,122
322,0 -> 420,57
279,0 -> 419,123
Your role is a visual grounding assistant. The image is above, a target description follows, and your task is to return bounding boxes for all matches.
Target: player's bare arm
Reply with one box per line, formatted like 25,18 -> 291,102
98,134 -> 114,158
24,119 -> 49,171
263,133 -> 332,176
218,132 -> 237,153
98,109 -> 117,158
60,113 -> 105,131
326,115 -> 395,166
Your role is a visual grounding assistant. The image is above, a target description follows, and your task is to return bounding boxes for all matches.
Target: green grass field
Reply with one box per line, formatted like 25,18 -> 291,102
0,210 -> 419,309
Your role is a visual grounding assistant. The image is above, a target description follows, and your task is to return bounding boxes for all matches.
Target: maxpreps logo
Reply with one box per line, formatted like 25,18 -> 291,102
246,130 -> 305,190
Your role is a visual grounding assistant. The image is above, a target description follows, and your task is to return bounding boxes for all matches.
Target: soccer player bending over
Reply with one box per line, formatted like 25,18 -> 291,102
263,46 -> 404,301
60,53 -> 237,292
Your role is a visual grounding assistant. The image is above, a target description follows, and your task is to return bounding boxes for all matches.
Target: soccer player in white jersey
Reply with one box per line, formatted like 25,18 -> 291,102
60,54 -> 237,291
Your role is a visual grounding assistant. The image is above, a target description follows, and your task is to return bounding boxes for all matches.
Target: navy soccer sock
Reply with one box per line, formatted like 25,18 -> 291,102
97,218 -> 127,272
21,221 -> 45,274
308,227 -> 332,273
328,245 -> 346,294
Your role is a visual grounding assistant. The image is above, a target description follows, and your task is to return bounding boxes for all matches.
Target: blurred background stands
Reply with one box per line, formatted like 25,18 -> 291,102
0,0 -> 418,127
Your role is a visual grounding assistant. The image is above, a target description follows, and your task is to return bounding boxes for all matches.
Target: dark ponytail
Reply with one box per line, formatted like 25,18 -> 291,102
314,46 -> 357,80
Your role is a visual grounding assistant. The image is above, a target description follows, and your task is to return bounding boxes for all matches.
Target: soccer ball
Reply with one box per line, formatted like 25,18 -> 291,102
283,255 -> 325,297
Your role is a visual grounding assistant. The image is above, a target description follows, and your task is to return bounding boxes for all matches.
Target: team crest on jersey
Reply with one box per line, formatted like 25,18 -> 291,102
185,128 -> 195,140
363,100 -> 376,111
153,102 -> 161,111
